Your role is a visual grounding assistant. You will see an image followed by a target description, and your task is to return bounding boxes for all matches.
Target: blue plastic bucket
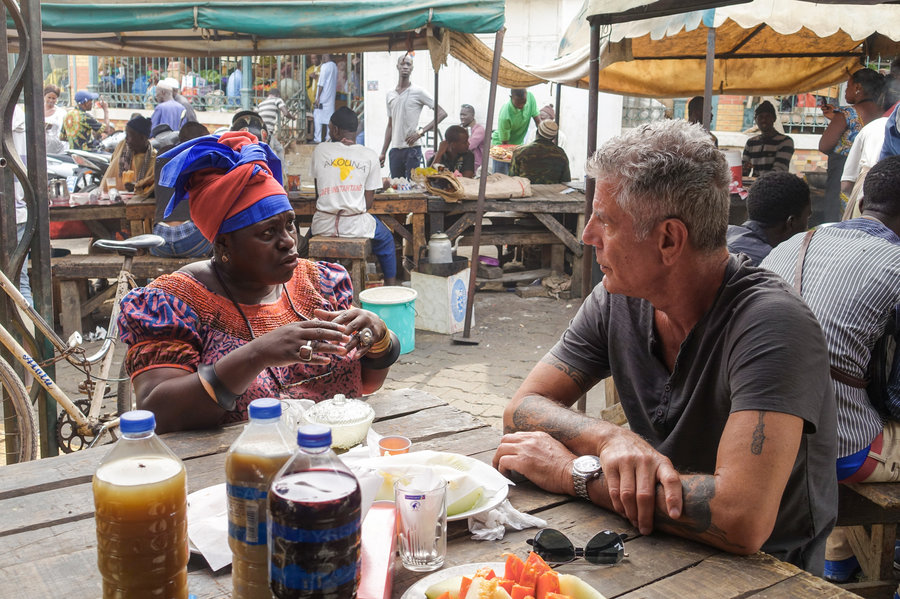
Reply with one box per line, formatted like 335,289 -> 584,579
359,286 -> 418,354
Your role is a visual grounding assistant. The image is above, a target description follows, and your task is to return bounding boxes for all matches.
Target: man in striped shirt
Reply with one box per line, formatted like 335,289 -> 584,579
761,155 -> 900,583
742,101 -> 795,176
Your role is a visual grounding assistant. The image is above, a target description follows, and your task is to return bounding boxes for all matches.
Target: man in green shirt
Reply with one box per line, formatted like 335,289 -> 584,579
491,89 -> 540,174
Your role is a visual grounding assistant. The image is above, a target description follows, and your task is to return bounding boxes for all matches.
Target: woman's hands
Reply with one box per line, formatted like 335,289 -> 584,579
314,308 -> 388,358
253,320 -> 351,367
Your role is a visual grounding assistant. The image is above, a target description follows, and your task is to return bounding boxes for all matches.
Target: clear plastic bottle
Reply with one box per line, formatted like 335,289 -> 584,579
268,425 -> 362,599
92,410 -> 189,599
226,398 -> 296,599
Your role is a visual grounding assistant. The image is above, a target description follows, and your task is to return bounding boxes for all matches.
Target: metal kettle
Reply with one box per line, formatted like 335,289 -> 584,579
427,232 -> 453,264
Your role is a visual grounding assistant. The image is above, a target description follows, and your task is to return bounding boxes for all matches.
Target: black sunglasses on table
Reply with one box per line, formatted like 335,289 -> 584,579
527,528 -> 628,565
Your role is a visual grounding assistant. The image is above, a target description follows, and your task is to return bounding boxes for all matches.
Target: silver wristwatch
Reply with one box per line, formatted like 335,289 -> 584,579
572,455 -> 603,501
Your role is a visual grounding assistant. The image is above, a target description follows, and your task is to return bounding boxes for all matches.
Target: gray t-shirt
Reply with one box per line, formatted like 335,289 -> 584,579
551,255 -> 837,574
386,85 -> 434,149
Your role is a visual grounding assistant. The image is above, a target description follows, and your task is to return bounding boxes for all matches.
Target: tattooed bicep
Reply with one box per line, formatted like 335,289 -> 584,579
539,353 -> 599,393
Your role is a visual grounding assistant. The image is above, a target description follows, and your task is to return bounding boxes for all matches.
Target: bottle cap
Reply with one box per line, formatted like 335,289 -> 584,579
249,398 -> 282,420
297,424 -> 331,448
119,410 -> 156,434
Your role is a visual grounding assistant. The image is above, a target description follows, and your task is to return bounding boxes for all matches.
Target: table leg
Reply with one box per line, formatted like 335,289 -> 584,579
411,213 -> 425,270
570,213 -> 586,298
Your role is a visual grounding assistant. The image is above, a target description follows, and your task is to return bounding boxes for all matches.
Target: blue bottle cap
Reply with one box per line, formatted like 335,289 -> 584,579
297,424 -> 331,448
119,410 -> 156,434
248,398 -> 282,420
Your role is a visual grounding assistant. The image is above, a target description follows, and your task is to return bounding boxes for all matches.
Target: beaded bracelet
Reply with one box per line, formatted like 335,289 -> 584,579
360,331 -> 401,370
197,362 -> 239,411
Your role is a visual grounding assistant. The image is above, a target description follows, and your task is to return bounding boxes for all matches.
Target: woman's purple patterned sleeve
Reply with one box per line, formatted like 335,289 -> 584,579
117,287 -> 205,373
315,261 -> 354,310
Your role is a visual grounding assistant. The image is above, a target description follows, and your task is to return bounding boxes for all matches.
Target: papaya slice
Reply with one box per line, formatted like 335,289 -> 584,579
535,571 -> 560,599
503,553 -> 525,582
510,583 -> 535,599
460,576 -> 473,599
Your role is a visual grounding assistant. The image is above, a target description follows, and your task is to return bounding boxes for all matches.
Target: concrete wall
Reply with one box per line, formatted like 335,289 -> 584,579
362,0 -> 623,181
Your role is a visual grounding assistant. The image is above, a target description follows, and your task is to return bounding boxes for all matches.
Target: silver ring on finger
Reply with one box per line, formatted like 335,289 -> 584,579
298,340 -> 315,362
359,327 -> 374,347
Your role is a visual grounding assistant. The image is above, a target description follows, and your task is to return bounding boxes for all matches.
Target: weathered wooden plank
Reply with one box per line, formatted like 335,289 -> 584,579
373,405 -> 485,443
615,552 -> 796,599
379,213 -> 413,242
837,484 -> 900,526
459,231 -> 561,248
0,389 -> 437,498
748,572 -> 868,598
52,254 -> 196,279
845,482 -> 900,510
534,212 -> 583,256
309,236 -> 371,259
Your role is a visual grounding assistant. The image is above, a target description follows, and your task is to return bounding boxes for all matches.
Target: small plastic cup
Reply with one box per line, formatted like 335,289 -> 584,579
378,435 -> 411,456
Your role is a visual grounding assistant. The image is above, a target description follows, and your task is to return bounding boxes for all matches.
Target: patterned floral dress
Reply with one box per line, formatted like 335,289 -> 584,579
118,260 -> 359,423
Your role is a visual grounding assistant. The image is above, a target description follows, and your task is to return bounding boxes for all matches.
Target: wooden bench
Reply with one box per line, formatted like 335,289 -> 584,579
836,482 -> 900,596
50,254 -> 198,337
455,224 -> 566,273
308,236 -> 371,303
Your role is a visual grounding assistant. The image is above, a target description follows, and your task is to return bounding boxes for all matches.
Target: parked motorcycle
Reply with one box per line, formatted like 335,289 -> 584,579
66,148 -> 111,193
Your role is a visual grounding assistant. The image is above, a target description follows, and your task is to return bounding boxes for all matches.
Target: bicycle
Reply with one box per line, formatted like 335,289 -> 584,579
0,234 -> 164,464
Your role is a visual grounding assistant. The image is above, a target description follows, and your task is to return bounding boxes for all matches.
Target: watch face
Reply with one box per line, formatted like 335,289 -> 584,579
573,455 -> 602,475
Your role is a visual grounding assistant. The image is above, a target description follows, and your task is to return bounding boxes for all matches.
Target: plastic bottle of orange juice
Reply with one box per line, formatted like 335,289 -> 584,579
226,398 -> 295,598
92,410 -> 189,599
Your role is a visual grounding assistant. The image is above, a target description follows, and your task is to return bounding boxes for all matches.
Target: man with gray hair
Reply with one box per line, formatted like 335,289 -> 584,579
150,81 -> 185,134
493,119 -> 837,575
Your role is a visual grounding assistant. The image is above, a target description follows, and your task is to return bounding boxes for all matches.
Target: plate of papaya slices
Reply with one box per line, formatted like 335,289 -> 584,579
401,552 -> 606,599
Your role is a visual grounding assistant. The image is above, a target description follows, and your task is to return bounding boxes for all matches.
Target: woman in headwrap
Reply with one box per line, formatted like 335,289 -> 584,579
117,131 -> 398,433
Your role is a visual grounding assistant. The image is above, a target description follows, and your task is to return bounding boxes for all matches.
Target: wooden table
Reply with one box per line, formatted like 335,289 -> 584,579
426,184 -> 587,295
50,191 -> 429,268
0,388 -> 854,599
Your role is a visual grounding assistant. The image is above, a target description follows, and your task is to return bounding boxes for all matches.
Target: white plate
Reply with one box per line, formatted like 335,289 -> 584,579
400,562 -> 505,599
448,482 -> 508,522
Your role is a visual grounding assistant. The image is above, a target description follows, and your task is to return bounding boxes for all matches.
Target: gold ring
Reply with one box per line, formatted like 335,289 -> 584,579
298,341 -> 314,362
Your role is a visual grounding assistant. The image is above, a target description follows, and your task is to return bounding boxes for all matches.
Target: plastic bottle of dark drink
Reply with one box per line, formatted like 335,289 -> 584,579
268,424 -> 362,599
227,398 -> 295,599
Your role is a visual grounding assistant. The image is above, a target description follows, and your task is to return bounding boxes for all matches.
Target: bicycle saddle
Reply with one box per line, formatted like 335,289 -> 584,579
92,234 -> 165,256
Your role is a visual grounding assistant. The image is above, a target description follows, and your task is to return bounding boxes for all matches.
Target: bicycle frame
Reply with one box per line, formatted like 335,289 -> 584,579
0,260 -> 130,445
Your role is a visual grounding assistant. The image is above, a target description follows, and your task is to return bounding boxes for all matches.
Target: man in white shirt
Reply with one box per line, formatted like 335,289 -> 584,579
311,107 -> 397,285
379,53 -> 447,179
313,54 -> 338,143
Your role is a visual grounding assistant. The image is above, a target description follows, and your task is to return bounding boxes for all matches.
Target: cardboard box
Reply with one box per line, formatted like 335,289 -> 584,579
411,268 -> 473,334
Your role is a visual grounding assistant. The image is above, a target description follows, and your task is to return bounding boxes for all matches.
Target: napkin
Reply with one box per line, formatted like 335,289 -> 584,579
186,483 -> 231,571
185,461 -> 382,570
343,449 -> 514,520
468,499 -> 547,541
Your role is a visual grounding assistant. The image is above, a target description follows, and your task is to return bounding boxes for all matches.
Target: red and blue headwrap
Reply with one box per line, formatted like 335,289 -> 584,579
159,131 -> 290,241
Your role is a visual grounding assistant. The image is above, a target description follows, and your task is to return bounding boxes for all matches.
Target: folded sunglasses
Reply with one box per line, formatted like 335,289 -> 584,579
527,528 -> 628,565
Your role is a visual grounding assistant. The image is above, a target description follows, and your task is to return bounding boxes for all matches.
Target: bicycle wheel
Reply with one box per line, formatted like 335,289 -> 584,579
0,356 -> 39,463
115,361 -> 135,415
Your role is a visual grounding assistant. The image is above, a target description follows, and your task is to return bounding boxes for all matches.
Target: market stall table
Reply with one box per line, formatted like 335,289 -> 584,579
50,191 -> 429,268
0,388 -> 853,598
426,184 -> 586,295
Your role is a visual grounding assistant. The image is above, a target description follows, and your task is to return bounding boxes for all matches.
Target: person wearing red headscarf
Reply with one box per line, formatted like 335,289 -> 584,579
117,131 -> 399,433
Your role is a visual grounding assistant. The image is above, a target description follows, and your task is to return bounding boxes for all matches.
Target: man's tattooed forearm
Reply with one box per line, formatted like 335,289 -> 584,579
509,395 -> 592,441
654,477 -> 747,552
750,412 -> 766,455
539,354 -> 598,393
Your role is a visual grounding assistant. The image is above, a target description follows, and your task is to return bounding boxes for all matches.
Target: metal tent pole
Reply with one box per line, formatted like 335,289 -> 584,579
582,21 -> 601,299
456,27 -> 505,342
433,70 -> 439,158
703,26 -> 716,130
